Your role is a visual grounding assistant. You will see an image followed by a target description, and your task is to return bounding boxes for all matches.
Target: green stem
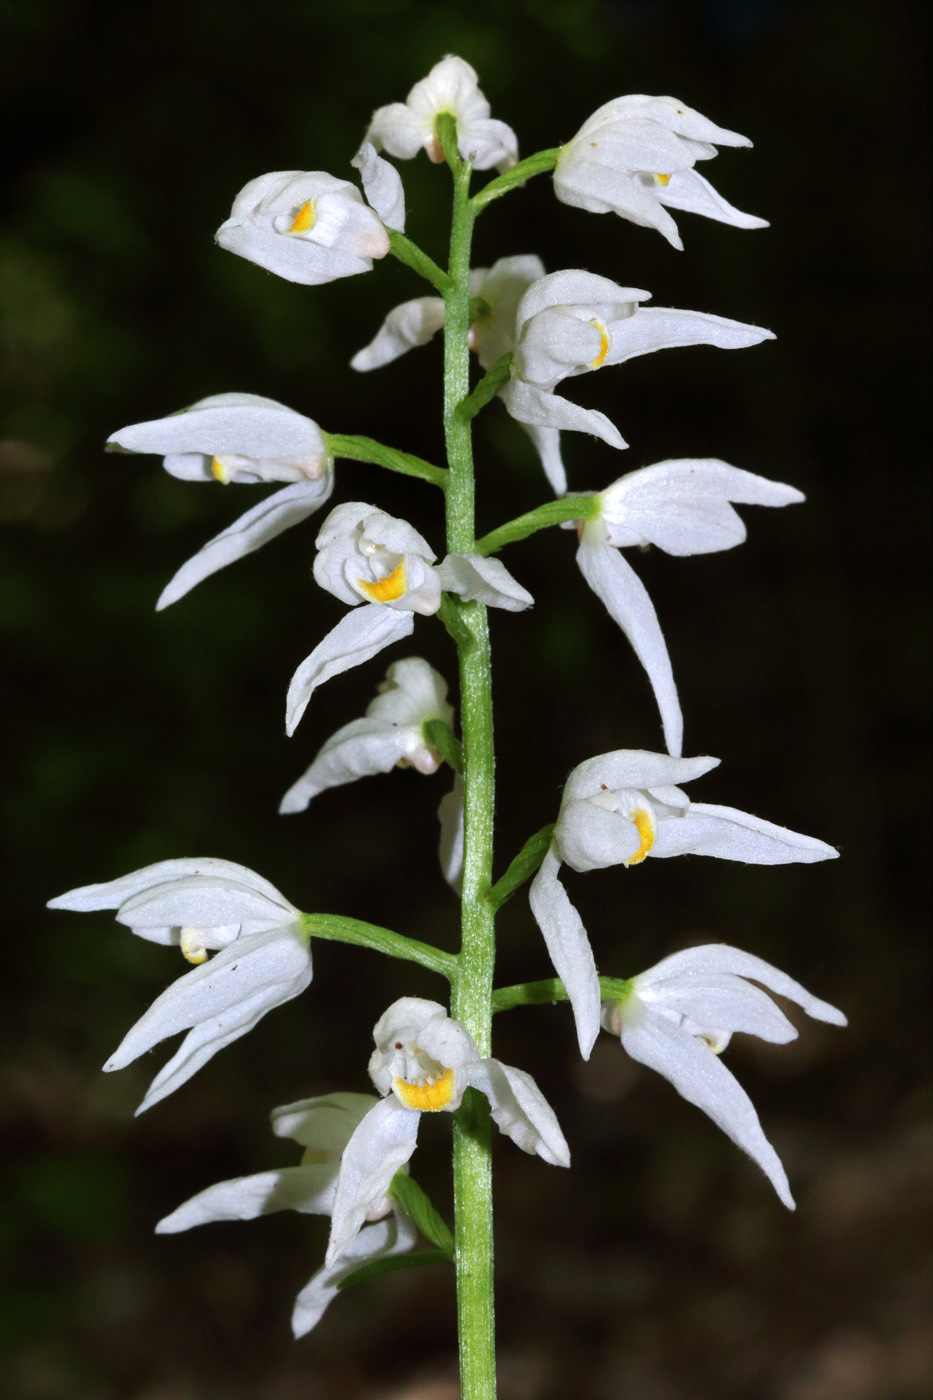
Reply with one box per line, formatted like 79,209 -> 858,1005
491,975 -> 634,1015
473,495 -> 600,556
387,228 -> 451,294
302,913 -> 455,979
439,120 -> 498,1400
471,147 -> 562,210
326,433 -> 448,489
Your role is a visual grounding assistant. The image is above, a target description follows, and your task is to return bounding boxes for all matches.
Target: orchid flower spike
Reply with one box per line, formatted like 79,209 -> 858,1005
280,657 -> 455,815
106,393 -> 334,610
49,859 -> 312,1112
216,165 -> 395,285
364,55 -> 518,172
155,1091 -> 418,1338
327,997 -> 570,1263
285,503 -> 532,735
602,945 -> 846,1206
503,271 -> 774,468
555,94 -> 767,250
576,459 -> 805,756
529,750 -> 838,1058
350,253 -> 569,491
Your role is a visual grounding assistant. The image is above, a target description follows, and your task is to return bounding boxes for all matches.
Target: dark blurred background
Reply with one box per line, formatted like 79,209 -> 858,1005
1,2 -> 929,1397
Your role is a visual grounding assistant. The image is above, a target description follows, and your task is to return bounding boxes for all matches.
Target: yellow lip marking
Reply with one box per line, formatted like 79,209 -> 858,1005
655,173 -> 671,186
180,929 -> 209,964
358,558 -> 407,603
588,318 -> 610,369
624,807 -> 657,866
211,456 -> 231,484
289,199 -> 316,233
394,1067 -> 455,1112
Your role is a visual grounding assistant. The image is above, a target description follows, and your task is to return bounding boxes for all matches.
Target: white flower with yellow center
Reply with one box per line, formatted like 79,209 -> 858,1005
529,750 -> 838,1059
216,164 -> 396,285
49,858 -> 311,1112
503,270 -> 774,459
155,1091 -> 418,1337
280,657 -> 455,815
555,94 -> 767,250
327,997 -> 570,1264
575,458 -> 805,757
363,55 -> 518,172
107,393 -> 334,609
602,945 -> 846,1206
286,503 -> 532,735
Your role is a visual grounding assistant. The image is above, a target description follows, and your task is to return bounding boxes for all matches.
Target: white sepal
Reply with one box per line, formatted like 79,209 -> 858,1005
326,1097 -> 421,1265
157,476 -> 333,610
519,422 -> 567,496
438,774 -> 464,895
466,1058 -> 571,1166
155,1166 -> 338,1233
350,297 -> 445,372
292,1209 -> 418,1339
437,552 -> 534,611
528,847 -> 601,1059
576,533 -> 682,756
285,606 -> 415,736
271,1091 -> 380,1147
501,378 -> 626,450
280,657 -> 452,813
351,142 -> 405,231
562,750 -> 719,803
602,306 -> 774,364
216,171 -> 389,285
638,944 -> 848,1028
650,802 -> 839,864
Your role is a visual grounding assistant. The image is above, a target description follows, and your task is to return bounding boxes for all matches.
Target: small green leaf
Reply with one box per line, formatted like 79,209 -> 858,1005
423,718 -> 463,773
388,1173 -> 455,1258
336,1248 -> 451,1291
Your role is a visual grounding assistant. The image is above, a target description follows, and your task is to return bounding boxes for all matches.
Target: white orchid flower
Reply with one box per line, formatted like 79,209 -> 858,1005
529,750 -> 838,1059
107,393 -> 334,609
286,503 -> 531,735
503,270 -> 774,461
350,253 -> 567,490
280,657 -> 454,815
327,997 -> 569,1263
216,168 -> 392,285
364,55 -> 518,172
602,945 -> 846,1206
155,1091 -> 418,1337
555,94 -> 767,250
49,858 -> 311,1112
575,459 -> 805,756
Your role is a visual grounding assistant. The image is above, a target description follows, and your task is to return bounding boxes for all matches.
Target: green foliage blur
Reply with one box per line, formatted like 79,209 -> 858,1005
1,2 -> 929,1397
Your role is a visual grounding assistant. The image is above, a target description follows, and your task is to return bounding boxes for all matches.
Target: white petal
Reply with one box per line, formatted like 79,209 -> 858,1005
216,220 -> 375,285
47,856 -> 285,913
438,774 -> 464,895
291,1209 -> 418,1339
279,716 -> 420,814
642,945 -> 847,1027
605,306 -> 774,365
620,1011 -> 794,1208
105,926 -> 311,1073
553,157 -> 684,248
518,422 -> 567,496
515,271 -> 649,331
563,750 -> 719,803
371,997 -> 449,1050
528,847 -> 600,1059
271,1092 -> 380,1147
285,606 -> 415,736
467,1059 -> 570,1166
107,396 -> 325,461
437,553 -> 533,611
640,975 -> 798,1043
417,1013 -> 481,1071
350,296 -> 445,371
155,1165 -> 337,1233
657,167 -> 768,231
553,798 -> 642,872
576,538 -> 683,756
652,803 -> 839,864
157,477 -> 334,610
116,876 -> 294,933
326,1098 -> 420,1264
365,102 -> 429,160
352,142 -> 405,231
460,116 -> 519,171
502,379 -> 626,450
